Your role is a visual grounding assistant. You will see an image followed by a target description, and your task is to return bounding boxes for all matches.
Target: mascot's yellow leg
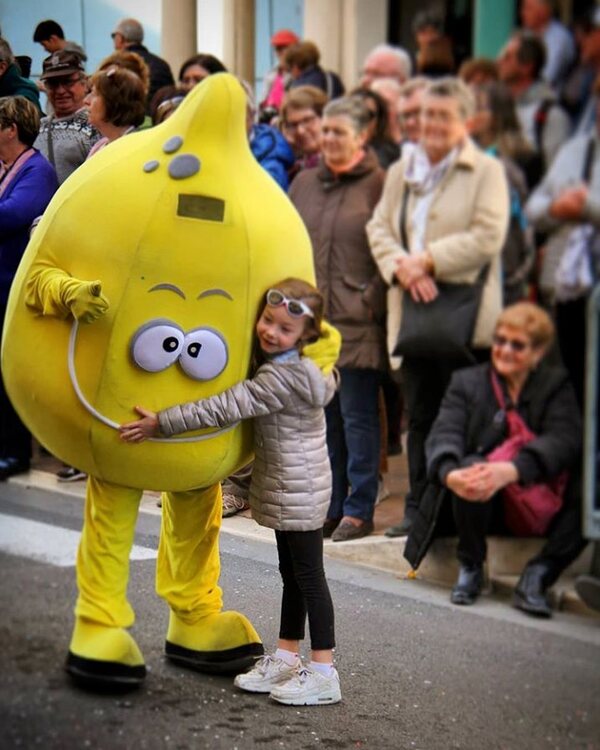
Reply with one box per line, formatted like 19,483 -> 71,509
66,476 -> 146,689
157,483 -> 263,674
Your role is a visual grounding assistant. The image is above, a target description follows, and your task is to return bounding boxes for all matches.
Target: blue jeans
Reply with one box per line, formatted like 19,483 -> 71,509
325,367 -> 381,522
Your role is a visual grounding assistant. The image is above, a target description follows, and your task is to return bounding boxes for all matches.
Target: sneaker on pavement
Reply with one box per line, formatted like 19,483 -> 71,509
269,665 -> 341,706
56,466 -> 87,482
222,492 -> 250,517
234,654 -> 301,693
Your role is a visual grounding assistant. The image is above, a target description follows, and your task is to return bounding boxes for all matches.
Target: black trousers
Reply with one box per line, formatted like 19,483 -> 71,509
0,304 -> 31,463
453,473 -> 587,586
555,297 -> 587,410
401,356 -> 467,518
275,529 -> 335,651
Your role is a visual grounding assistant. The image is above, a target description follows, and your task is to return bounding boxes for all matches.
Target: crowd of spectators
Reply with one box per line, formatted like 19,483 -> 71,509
1,1 -> 599,615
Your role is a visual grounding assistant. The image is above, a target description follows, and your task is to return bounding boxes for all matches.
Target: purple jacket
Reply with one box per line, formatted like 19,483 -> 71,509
0,150 -> 58,304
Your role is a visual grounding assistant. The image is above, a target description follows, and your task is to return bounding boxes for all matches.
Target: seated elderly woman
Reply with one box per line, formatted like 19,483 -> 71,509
421,302 -> 586,617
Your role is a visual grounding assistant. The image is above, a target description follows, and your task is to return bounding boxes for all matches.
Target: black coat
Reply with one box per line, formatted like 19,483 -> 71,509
404,361 -> 582,570
126,43 -> 174,112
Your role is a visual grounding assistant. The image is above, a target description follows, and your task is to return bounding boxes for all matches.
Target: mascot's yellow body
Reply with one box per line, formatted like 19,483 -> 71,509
1,74 -> 315,688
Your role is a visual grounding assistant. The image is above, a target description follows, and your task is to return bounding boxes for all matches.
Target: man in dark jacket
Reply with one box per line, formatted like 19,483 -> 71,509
111,17 -> 174,112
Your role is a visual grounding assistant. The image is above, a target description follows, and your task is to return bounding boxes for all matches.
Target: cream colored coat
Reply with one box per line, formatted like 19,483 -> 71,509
367,138 -> 509,368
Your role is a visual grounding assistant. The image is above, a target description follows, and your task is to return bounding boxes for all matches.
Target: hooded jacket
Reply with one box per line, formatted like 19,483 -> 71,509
158,351 -> 336,531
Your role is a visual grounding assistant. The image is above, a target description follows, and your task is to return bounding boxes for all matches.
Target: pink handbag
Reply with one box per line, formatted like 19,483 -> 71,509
487,372 -> 567,536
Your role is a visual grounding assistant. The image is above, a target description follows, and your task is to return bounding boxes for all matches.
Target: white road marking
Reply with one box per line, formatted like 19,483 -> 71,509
0,513 -> 157,568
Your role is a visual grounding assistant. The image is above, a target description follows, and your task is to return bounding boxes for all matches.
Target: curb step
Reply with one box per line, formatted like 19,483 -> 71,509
6,469 -> 598,619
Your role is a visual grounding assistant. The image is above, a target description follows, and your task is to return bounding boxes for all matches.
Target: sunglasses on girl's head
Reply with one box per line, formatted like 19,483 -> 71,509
492,334 -> 529,353
266,289 -> 314,318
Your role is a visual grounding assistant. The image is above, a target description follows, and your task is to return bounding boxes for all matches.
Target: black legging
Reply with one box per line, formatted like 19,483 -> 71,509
275,529 -> 335,651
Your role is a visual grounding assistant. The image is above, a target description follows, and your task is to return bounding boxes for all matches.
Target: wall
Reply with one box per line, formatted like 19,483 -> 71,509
0,0 -> 162,79
255,0 -> 302,96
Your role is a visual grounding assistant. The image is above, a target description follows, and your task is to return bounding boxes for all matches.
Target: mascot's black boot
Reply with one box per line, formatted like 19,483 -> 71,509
165,611 -> 264,674
66,619 -> 146,691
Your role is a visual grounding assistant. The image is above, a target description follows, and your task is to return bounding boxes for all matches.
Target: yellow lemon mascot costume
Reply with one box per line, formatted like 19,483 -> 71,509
2,74 -> 316,689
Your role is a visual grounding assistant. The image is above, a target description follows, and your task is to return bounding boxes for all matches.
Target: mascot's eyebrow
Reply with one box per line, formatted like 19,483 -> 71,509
149,283 -> 186,299
197,289 -> 234,301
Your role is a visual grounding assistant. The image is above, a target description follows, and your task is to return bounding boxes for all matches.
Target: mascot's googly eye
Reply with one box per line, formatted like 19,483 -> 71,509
179,328 -> 228,381
131,320 -> 185,372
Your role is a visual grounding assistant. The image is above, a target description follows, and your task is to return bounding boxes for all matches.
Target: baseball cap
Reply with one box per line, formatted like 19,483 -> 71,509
270,29 -> 299,48
40,50 -> 85,80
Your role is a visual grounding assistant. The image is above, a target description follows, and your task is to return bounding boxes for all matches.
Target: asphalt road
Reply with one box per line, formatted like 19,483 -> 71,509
0,483 -> 599,750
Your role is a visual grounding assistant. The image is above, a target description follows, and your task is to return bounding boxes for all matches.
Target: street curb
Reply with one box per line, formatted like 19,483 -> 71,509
7,470 -> 599,620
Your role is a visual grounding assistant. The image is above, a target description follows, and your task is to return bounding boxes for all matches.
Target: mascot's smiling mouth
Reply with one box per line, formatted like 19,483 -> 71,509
67,321 -> 238,443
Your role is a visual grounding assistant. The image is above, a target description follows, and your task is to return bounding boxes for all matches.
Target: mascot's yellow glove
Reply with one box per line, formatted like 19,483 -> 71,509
25,263 -> 109,323
304,320 -> 342,376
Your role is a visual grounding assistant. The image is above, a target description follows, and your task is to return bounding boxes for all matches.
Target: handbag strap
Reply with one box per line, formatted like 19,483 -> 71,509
46,117 -> 55,168
582,137 -> 595,183
490,370 -> 507,411
400,184 -> 410,251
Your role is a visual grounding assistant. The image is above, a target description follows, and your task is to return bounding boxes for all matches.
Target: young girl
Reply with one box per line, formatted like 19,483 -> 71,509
120,278 -> 341,706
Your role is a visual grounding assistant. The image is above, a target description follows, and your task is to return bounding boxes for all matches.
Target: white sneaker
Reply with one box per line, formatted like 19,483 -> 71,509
222,493 -> 250,517
234,654 -> 301,693
269,665 -> 341,706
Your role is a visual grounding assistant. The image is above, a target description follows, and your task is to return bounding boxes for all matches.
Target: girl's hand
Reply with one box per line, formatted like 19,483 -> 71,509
119,406 -> 159,443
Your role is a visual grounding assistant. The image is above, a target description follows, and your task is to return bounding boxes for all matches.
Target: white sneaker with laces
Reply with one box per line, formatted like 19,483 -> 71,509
269,665 -> 341,706
234,654 -> 301,693
222,493 -> 250,517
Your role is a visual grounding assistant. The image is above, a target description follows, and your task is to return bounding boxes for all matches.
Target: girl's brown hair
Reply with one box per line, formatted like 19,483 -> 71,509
252,277 -> 324,371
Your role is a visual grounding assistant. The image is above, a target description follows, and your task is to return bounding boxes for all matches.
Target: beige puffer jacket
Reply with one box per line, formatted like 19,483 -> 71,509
158,352 -> 336,531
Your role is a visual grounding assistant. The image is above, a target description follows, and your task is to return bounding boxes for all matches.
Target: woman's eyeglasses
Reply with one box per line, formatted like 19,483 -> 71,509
282,113 -> 318,132
492,334 -> 529,353
266,289 -> 314,318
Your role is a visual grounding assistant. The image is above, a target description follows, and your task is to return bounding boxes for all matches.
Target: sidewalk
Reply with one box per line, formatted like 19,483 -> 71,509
12,447 -> 599,620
